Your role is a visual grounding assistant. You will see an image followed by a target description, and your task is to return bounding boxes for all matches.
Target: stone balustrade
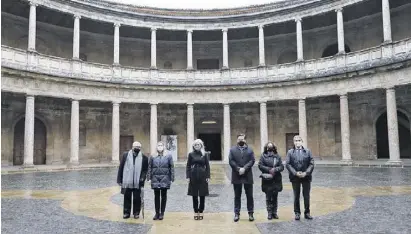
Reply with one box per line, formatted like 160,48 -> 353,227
2,38 -> 411,87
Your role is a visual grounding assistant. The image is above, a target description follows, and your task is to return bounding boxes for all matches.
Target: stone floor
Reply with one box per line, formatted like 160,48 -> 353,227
2,166 -> 411,234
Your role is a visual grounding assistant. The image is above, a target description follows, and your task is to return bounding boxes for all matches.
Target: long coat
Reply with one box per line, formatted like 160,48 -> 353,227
285,147 -> 314,182
186,151 -> 210,196
228,145 -> 255,184
148,154 -> 175,189
258,153 -> 284,193
117,151 -> 149,188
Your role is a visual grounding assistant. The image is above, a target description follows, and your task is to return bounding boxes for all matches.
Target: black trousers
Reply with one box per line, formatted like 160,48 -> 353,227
192,196 -> 205,213
154,189 -> 168,214
265,191 -> 278,214
292,181 -> 311,215
123,188 -> 141,215
233,183 -> 254,214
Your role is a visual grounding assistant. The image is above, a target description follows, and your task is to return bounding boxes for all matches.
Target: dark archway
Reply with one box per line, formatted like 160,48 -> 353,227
321,43 -> 351,58
277,51 -> 297,64
376,111 -> 411,159
13,118 -> 47,165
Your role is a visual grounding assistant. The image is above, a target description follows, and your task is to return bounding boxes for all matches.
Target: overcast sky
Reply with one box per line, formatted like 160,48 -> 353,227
110,0 -> 282,9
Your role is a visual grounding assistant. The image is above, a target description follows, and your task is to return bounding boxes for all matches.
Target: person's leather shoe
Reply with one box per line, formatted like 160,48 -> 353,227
159,213 -> 164,220
304,214 -> 313,220
295,213 -> 301,220
248,213 -> 255,222
123,214 -> 130,219
272,213 -> 279,219
153,213 -> 159,220
234,213 -> 240,222
267,213 -> 273,220
133,214 -> 139,219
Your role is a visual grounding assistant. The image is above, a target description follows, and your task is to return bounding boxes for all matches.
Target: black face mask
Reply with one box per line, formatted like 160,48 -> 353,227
238,141 -> 245,146
133,148 -> 140,153
267,147 -> 274,152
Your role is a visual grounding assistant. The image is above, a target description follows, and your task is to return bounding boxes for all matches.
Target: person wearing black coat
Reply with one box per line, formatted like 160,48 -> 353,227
186,139 -> 210,220
117,141 -> 149,219
228,133 -> 256,222
285,135 -> 314,221
258,141 -> 284,220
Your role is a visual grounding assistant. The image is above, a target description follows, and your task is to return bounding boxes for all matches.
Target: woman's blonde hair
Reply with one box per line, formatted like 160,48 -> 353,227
155,141 -> 168,156
192,139 -> 206,156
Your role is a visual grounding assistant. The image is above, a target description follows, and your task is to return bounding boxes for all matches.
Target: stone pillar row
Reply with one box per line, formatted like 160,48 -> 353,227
21,86 -> 402,166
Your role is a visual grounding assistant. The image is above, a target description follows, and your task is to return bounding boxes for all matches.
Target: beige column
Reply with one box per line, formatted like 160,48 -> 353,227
298,99 -> 307,147
187,103 -> 194,156
23,95 -> 35,167
258,25 -> 265,66
336,8 -> 345,54
72,15 -> 81,59
222,28 -> 229,69
150,103 -> 158,156
295,18 -> 303,61
386,88 -> 402,165
382,0 -> 392,43
28,1 -> 37,51
340,94 -> 352,164
151,28 -> 157,69
260,101 -> 268,152
111,102 -> 120,164
187,30 -> 193,70
113,23 -> 121,65
70,99 -> 80,165
223,103 -> 231,162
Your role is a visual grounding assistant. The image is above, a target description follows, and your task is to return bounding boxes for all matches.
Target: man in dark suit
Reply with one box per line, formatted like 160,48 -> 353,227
229,134 -> 256,222
117,141 -> 149,219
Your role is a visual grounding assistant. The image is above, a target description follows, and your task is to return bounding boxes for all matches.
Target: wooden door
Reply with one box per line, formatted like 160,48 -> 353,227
285,133 -> 299,153
119,136 -> 134,161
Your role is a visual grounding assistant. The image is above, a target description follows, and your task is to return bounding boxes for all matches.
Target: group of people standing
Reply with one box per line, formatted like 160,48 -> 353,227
117,133 -> 314,222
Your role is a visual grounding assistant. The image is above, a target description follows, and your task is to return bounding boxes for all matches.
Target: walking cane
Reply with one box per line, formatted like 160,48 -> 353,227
141,187 -> 145,219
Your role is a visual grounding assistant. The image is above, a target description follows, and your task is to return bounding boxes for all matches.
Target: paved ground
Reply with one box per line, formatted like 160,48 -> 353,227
2,166 -> 411,234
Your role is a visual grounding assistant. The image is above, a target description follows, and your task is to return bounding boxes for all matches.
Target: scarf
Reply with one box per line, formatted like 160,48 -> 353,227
122,150 -> 143,189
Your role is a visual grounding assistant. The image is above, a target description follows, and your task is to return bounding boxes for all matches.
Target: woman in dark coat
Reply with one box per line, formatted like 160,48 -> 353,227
186,139 -> 210,220
258,141 -> 284,220
147,141 -> 175,221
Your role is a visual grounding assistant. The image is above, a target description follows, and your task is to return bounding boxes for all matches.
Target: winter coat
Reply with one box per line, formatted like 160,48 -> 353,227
186,151 -> 210,196
258,152 -> 284,193
228,145 -> 255,184
285,147 -> 314,182
117,151 -> 149,188
148,153 -> 175,189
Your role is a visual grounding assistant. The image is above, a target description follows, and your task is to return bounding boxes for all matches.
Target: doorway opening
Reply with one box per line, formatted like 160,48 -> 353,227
119,135 -> 134,161
198,133 -> 222,161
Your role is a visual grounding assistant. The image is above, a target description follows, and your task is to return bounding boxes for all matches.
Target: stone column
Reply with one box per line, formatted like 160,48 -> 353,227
150,103 -> 158,156
223,103 -> 231,162
151,28 -> 157,69
113,23 -> 121,65
111,102 -> 120,164
336,8 -> 345,54
260,102 -> 268,152
298,99 -> 308,147
386,88 -> 402,165
340,94 -> 352,164
72,15 -> 81,60
187,103 -> 194,156
70,99 -> 80,165
295,18 -> 303,61
28,1 -> 37,51
187,30 -> 193,70
258,25 -> 265,66
382,0 -> 392,43
222,28 -> 229,69
23,95 -> 35,167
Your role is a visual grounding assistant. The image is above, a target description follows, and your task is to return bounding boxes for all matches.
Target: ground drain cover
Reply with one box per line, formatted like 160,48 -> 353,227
208,193 -> 219,197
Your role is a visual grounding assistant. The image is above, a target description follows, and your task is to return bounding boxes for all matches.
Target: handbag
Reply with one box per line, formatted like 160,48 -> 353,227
120,188 -> 125,194
260,173 -> 274,180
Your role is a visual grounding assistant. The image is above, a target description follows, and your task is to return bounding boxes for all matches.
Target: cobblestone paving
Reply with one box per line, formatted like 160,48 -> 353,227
2,166 -> 411,234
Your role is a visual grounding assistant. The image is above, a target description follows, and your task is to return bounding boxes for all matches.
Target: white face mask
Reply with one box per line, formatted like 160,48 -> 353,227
294,139 -> 303,148
157,146 -> 164,152
194,144 -> 202,151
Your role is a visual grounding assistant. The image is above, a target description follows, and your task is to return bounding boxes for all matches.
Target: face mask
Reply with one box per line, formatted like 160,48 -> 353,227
267,147 -> 274,152
294,140 -> 303,148
238,141 -> 245,146
133,148 -> 140,153
157,146 -> 164,152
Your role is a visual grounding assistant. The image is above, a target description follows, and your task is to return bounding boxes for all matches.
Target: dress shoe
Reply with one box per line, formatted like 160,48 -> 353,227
153,213 -> 159,220
159,213 -> 164,220
248,213 -> 255,222
295,213 -> 301,220
234,214 -> 240,222
267,213 -> 273,220
304,214 -> 313,220
272,213 -> 279,219
133,214 -> 139,219
123,214 -> 130,219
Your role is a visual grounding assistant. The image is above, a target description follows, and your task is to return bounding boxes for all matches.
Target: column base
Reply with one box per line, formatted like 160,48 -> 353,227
67,161 -> 80,168
337,51 -> 346,55
385,160 -> 403,167
112,63 -> 121,67
221,66 -> 229,70
150,66 -> 158,70
27,48 -> 37,53
72,57 -> 81,61
110,160 -> 120,165
186,67 -> 194,71
258,64 -> 266,68
382,40 -> 392,45
296,58 -> 304,62
21,163 -> 34,168
340,159 -> 353,166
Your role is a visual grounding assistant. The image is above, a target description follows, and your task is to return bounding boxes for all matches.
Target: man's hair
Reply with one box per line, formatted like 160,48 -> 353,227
237,133 -> 246,139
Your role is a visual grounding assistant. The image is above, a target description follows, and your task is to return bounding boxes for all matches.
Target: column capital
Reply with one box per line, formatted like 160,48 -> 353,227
151,27 -> 157,32
29,1 -> 38,7
222,28 -> 228,33
222,102 -> 231,106
187,102 -> 194,106
70,98 -> 80,102
25,94 -> 35,99
258,25 -> 265,30
339,93 -> 348,99
259,101 -> 267,105
73,14 -> 81,19
114,22 -> 121,28
112,101 -> 121,105
298,98 -> 306,102
386,86 -> 396,92
295,17 -> 302,22
335,7 -> 343,13
150,102 -> 159,106
187,29 -> 193,33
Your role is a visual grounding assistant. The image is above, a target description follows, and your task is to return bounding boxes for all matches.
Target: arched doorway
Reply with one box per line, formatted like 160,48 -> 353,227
321,43 -> 351,58
376,111 -> 411,159
13,117 -> 47,165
